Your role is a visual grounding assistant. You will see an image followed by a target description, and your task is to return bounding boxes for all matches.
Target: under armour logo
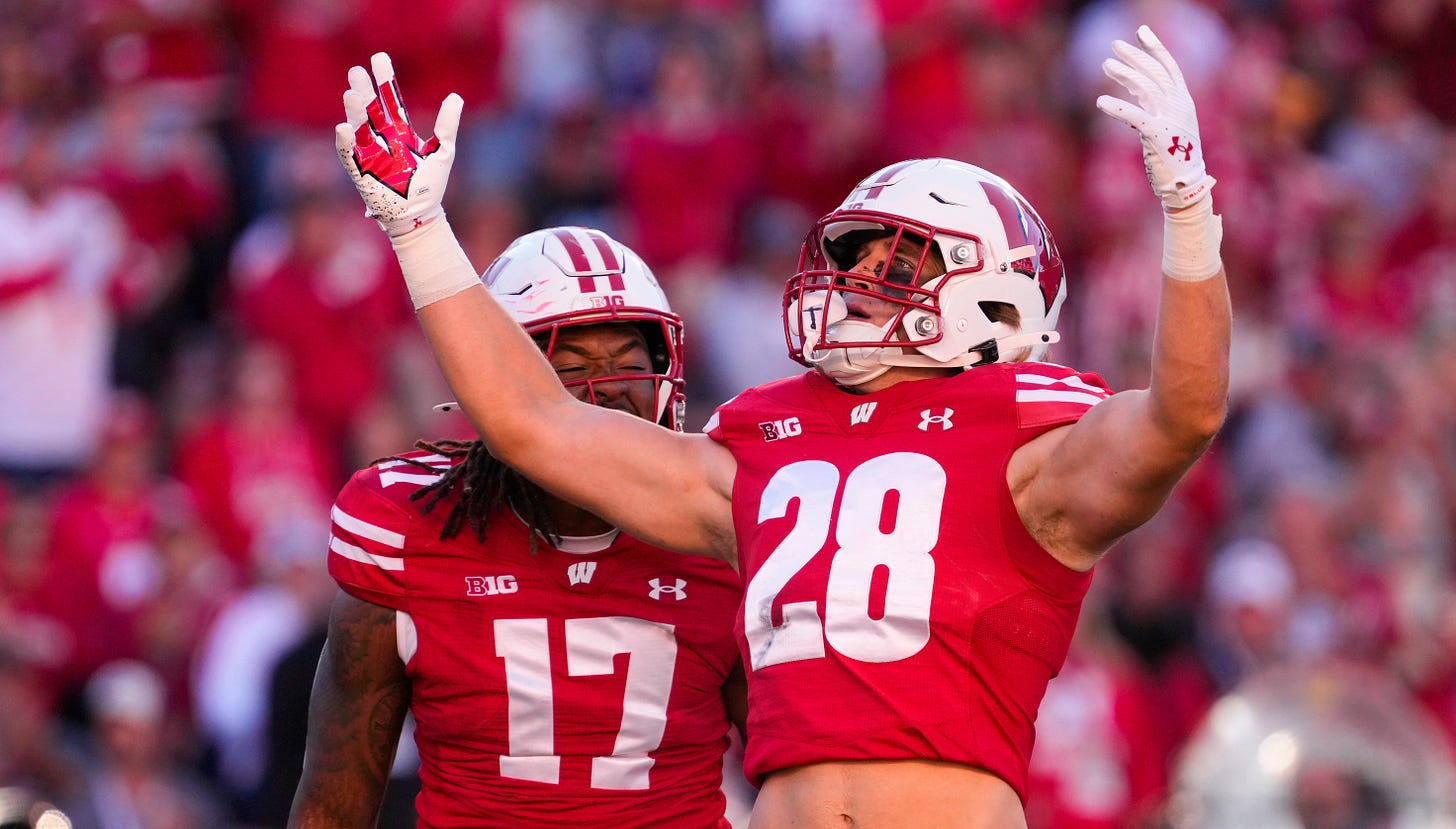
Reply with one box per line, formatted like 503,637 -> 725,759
1168,136 -> 1194,161
648,578 -> 687,601
918,408 -> 955,431
850,402 -> 877,426
566,561 -> 597,586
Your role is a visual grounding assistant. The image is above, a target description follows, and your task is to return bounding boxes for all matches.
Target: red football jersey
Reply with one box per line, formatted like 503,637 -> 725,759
328,452 -> 743,828
704,363 -> 1112,801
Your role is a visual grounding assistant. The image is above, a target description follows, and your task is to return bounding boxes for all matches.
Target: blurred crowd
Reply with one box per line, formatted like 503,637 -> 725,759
3,0 -> 1456,827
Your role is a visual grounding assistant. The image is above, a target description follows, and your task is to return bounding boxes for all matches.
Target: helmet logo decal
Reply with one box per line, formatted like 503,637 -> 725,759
979,181 -> 1059,312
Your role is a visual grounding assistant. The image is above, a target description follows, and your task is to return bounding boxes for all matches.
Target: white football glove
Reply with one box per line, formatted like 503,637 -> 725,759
335,52 -> 463,237
1096,26 -> 1214,211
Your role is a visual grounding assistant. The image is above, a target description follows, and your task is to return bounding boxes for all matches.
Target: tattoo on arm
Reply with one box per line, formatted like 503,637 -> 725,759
289,591 -> 411,829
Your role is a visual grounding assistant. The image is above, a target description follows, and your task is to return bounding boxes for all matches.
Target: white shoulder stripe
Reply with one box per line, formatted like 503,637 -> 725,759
332,504 -> 406,548
380,470 -> 445,489
1016,389 -> 1109,406
330,534 -> 406,571
378,456 -> 451,469
1016,373 -> 1109,395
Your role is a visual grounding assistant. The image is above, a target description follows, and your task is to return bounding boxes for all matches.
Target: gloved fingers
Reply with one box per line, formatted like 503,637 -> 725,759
378,78 -> 409,127
342,86 -> 370,130
336,122 -> 364,174
369,52 -> 395,88
1135,26 -> 1187,91
335,122 -> 355,155
348,64 -> 375,99
1101,57 -> 1159,109
432,93 -> 463,146
369,53 -> 409,127
1109,38 -> 1172,96
1095,94 -> 1151,132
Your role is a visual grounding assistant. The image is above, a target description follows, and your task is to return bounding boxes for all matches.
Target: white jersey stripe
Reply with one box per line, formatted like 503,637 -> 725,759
1016,389 -> 1108,406
377,456 -> 451,469
1016,373 -> 1109,395
380,470 -> 445,489
329,534 -> 406,571
331,504 -> 406,548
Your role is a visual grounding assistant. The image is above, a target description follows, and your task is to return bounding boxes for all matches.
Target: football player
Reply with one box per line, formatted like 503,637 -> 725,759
332,26 -> 1229,828
288,227 -> 745,828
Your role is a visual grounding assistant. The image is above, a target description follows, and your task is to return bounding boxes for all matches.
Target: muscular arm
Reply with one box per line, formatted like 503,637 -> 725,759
414,263 -> 738,564
1012,265 -> 1230,569
1012,27 -> 1231,570
288,590 -> 411,829
333,56 -> 737,565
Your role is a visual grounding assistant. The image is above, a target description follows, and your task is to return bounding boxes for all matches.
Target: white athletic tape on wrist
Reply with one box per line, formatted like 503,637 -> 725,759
389,216 -> 481,308
1162,196 -> 1223,282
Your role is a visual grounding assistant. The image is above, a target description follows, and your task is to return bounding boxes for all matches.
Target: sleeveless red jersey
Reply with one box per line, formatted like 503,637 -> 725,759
704,363 -> 1111,801
327,451 -> 742,828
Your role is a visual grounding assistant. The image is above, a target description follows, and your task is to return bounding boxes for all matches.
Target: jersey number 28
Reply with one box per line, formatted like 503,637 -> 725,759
744,452 -> 945,670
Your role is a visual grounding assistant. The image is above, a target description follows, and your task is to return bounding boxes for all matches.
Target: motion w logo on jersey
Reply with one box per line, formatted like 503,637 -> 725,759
566,561 -> 597,586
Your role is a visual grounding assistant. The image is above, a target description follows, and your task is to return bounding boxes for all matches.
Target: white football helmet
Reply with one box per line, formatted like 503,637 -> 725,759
783,158 -> 1066,385
482,226 -> 686,430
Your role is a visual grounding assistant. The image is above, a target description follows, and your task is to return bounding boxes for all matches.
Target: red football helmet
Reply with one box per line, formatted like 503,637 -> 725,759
784,158 -> 1066,385
482,226 -> 686,430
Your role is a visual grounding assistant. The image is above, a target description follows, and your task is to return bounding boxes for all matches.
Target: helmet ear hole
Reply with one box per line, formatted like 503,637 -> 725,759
979,301 -> 1021,327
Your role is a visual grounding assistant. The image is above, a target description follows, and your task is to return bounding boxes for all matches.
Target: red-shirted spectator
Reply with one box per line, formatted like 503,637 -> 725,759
615,30 -> 756,276
174,339 -> 336,567
227,162 -> 413,444
871,0 -> 978,160
38,393 -> 169,697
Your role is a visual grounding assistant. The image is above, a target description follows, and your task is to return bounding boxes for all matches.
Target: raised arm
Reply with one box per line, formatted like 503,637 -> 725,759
289,591 -> 410,829
334,54 -> 736,562
1013,26 -> 1231,569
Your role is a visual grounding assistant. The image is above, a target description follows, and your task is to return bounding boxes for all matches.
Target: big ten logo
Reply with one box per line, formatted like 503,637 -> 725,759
758,417 -> 803,442
465,574 -> 519,596
588,294 -> 627,310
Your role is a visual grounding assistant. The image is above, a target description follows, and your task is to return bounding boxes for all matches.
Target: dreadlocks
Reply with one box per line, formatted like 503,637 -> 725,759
378,437 -> 561,553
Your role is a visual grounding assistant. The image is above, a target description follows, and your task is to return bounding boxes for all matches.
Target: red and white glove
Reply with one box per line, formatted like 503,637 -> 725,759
336,52 -> 463,237
1096,25 -> 1214,211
